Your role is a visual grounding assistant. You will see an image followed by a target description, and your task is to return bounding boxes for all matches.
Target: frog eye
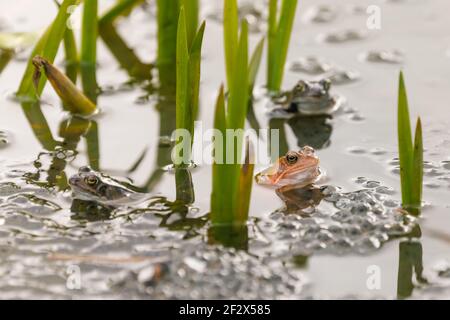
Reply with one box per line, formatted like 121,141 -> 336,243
85,175 -> 98,186
320,79 -> 331,90
79,166 -> 91,173
285,152 -> 298,164
295,81 -> 306,92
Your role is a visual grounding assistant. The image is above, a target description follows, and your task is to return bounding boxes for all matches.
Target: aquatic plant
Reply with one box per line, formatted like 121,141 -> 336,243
267,0 -> 298,92
17,0 -> 79,100
80,0 -> 98,101
211,17 -> 255,228
157,0 -> 199,86
99,1 -> 152,81
174,8 -> 205,165
397,72 -> 423,214
32,56 -> 96,116
223,0 -> 264,92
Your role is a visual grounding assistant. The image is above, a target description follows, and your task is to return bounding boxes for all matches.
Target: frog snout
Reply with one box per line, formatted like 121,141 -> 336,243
69,176 -> 81,186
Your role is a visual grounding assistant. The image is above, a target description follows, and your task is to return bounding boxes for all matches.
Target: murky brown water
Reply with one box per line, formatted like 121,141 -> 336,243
0,0 -> 450,299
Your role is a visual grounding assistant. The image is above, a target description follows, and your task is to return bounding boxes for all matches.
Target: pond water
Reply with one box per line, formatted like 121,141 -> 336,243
0,0 -> 450,299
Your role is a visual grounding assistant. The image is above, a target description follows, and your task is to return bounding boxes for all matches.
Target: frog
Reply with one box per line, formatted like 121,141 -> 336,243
271,79 -> 343,117
68,166 -> 149,207
255,146 -> 325,213
255,146 -> 322,188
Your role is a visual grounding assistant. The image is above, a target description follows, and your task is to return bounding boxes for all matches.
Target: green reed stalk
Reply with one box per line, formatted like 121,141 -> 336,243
99,0 -> 144,25
17,0 -> 79,99
223,0 -> 238,89
180,0 -> 199,46
174,8 -> 205,165
63,27 -> 78,83
211,21 -> 253,226
397,72 -> 423,213
157,0 -> 180,68
267,0 -> 298,92
81,0 -> 98,101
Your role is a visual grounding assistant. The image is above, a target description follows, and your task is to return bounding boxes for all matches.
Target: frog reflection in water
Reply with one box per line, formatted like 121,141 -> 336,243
255,146 -> 325,213
69,166 -> 149,207
272,79 -> 342,117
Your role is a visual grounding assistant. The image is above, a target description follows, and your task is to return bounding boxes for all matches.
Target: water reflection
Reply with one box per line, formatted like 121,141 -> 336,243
21,103 -> 93,190
269,114 -> 333,161
397,225 -> 428,299
287,115 -> 332,149
276,184 -> 324,214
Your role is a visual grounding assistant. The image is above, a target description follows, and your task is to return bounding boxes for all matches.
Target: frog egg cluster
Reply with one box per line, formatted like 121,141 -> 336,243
265,183 -> 416,256
135,244 -> 305,299
390,158 -> 450,190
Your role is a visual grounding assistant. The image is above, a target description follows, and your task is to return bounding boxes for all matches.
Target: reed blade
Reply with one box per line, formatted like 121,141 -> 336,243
397,71 -> 413,206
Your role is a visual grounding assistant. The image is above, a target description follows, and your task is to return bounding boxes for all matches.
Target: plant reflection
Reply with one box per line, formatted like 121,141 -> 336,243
397,224 -> 428,299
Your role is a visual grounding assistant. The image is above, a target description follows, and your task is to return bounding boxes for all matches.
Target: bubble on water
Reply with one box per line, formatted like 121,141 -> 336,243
354,177 -> 367,184
347,146 -> 367,154
0,131 -> 10,148
370,148 -> 387,155
327,69 -> 360,85
349,113 -> 365,122
376,186 -> 395,195
289,56 -> 333,75
361,50 -> 404,64
318,29 -> 368,44
424,182 -> 441,189
303,5 -> 338,23
441,161 -> 450,170
391,167 -> 401,175
362,181 -> 381,189
266,187 -> 416,256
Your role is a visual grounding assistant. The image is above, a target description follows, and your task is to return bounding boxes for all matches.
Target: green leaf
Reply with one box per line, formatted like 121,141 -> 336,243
180,0 -> 199,46
248,37 -> 265,94
17,0 -> 79,99
236,138 -> 255,223
223,0 -> 238,89
267,0 -> 298,92
187,21 -> 206,134
397,71 -> 413,206
176,7 -> 190,142
80,0 -> 98,101
63,27 -> 78,83
211,85 -> 227,224
411,117 -> 423,209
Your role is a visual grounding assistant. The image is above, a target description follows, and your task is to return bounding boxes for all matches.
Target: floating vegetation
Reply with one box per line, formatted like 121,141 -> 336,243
397,72 -> 423,214
267,0 -> 298,92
